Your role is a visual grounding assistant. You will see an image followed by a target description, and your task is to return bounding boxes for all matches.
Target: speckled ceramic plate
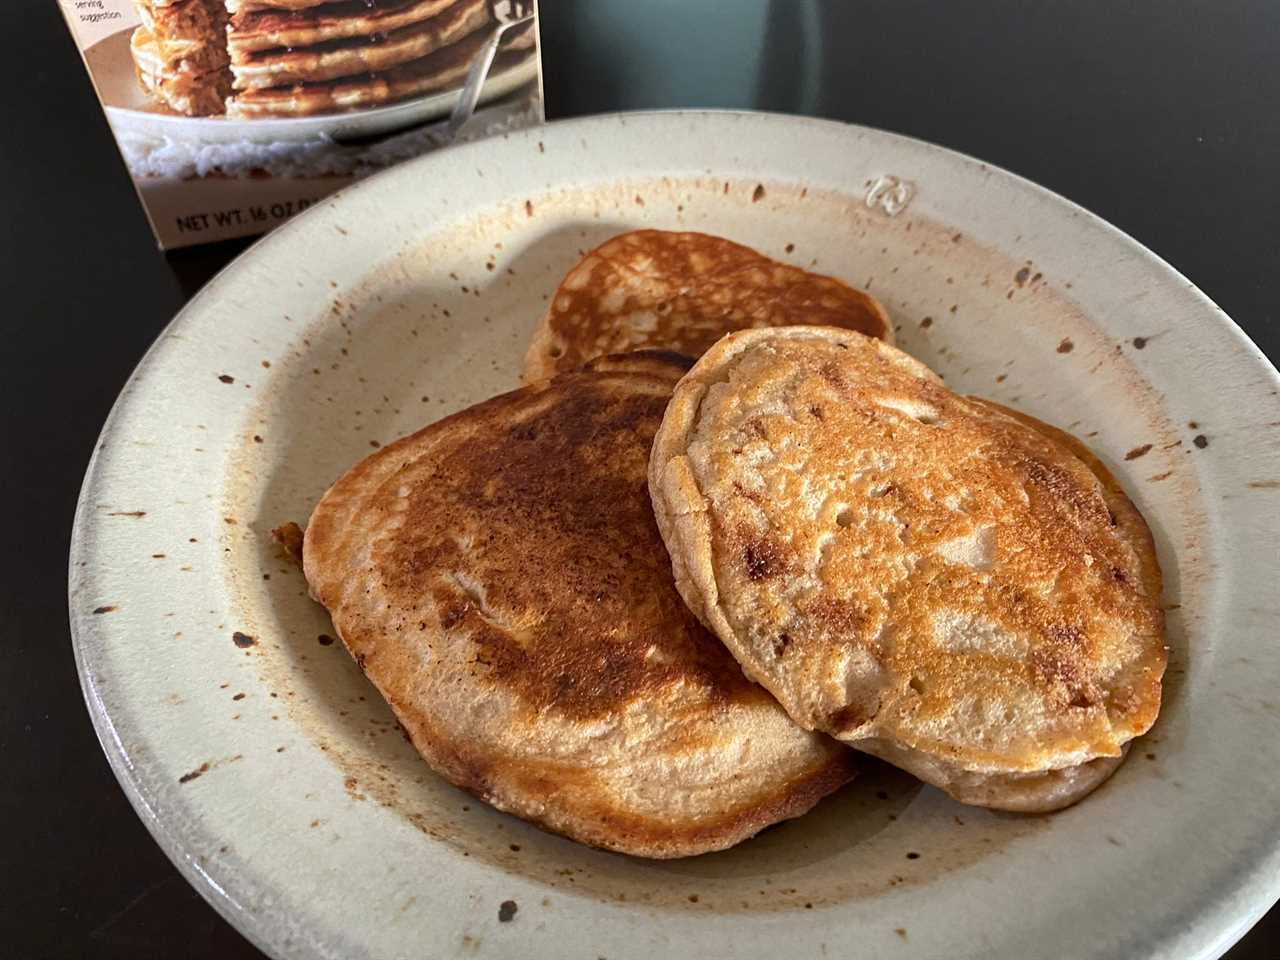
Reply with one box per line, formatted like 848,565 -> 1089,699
70,111 -> 1280,960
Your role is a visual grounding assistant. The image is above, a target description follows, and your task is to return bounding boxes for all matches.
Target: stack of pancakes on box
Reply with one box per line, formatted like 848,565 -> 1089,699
298,231 -> 1167,857
128,0 -> 536,118
131,0 -> 233,116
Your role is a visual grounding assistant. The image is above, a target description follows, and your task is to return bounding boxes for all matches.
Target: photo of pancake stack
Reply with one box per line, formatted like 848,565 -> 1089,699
58,0 -> 542,248
127,0 -> 535,118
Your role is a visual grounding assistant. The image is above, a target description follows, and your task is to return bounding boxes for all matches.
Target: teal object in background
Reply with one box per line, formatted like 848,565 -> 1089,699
552,0 -> 824,114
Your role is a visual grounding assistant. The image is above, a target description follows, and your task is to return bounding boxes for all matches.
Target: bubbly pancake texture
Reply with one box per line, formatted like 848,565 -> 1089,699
648,327 -> 1166,811
523,230 -> 893,383
303,351 -> 854,856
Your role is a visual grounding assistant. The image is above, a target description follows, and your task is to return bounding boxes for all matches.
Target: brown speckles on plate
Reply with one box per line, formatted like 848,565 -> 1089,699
218,374 -> 235,384
1193,434 -> 1209,449
895,928 -> 908,940
1132,336 -> 1149,349
1014,266 -> 1031,286
1124,444 -> 1153,461
92,605 -> 117,614
752,183 -> 766,203
318,634 -> 336,646
106,510 -> 146,518
232,631 -> 256,648
1149,471 -> 1174,482
1247,480 -> 1280,489
232,692 -> 246,701
524,200 -> 534,217
920,316 -> 933,329
1057,338 -> 1075,354
498,900 -> 518,922
179,762 -> 210,784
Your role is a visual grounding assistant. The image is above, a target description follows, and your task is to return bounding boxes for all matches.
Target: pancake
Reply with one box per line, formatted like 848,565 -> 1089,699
228,0 -> 346,10
229,0 -> 489,91
130,21 -> 230,76
228,0 -> 462,55
228,25 -> 533,118
134,0 -> 227,46
131,25 -> 232,116
302,351 -> 855,857
648,326 -> 1166,812
523,231 -> 893,383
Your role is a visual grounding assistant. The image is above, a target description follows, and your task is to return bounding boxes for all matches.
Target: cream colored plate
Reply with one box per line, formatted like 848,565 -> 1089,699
71,112 -> 1280,960
84,26 -> 538,144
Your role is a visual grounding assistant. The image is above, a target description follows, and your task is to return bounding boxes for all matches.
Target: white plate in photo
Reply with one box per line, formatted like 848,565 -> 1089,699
70,111 -> 1280,960
84,26 -> 538,145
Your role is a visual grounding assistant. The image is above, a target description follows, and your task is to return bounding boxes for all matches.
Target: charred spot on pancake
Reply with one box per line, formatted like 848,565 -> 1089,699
743,537 -> 786,581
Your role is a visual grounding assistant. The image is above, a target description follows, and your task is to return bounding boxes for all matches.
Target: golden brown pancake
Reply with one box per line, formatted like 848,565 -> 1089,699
228,0 -> 489,91
227,25 -> 533,118
523,230 -> 893,383
649,326 -> 1166,812
303,351 -> 854,856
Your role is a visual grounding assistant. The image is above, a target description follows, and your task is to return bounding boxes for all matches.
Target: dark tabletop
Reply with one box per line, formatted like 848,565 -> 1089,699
3,1 -> 1277,956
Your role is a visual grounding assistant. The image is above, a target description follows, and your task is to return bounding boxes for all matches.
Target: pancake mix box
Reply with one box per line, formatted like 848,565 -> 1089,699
59,0 -> 543,249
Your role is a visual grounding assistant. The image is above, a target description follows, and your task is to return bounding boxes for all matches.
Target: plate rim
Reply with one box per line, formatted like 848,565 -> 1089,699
69,108 -> 1280,960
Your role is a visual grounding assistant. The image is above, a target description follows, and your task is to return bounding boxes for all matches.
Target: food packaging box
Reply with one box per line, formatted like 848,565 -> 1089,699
58,0 -> 543,249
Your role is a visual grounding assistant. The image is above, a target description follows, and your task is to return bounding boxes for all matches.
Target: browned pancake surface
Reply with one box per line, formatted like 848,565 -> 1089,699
303,351 -> 853,856
649,327 -> 1166,811
523,231 -> 892,382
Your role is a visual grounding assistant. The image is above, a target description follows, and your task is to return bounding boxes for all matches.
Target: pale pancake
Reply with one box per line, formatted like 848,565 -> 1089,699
129,21 -> 230,74
523,230 -> 893,383
134,0 -> 227,42
228,0 -> 461,55
227,26 -> 533,118
303,351 -> 854,857
131,25 -> 232,116
649,326 -> 1166,812
229,0 -> 489,90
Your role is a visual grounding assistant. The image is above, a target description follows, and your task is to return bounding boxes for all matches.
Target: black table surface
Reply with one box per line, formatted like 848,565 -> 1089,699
4,1 -> 1277,956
